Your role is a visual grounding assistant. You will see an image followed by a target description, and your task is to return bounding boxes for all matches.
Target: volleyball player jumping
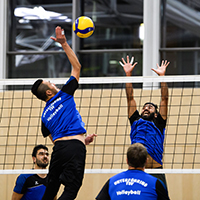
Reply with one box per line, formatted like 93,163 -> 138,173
31,26 -> 96,200
120,56 -> 170,186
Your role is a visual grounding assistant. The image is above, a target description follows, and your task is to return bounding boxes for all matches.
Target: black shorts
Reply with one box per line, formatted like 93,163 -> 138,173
42,139 -> 86,200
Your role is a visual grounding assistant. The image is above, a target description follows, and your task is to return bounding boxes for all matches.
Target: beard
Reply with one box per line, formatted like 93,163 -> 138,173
141,112 -> 155,121
36,158 -> 49,168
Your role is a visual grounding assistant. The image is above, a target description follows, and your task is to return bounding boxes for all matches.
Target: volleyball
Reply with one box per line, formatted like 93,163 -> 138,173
73,16 -> 95,38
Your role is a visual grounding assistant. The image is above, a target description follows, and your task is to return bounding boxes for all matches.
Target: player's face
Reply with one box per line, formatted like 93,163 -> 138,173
44,80 -> 59,95
141,104 -> 156,120
35,149 -> 49,169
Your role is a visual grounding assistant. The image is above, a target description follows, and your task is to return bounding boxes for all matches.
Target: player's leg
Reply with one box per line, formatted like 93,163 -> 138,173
42,175 -> 61,200
42,142 -> 65,200
150,173 -> 167,187
149,167 -> 167,187
58,140 -> 86,200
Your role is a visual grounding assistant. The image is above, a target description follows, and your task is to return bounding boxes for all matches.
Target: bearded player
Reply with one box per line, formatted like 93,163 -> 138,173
120,56 -> 170,186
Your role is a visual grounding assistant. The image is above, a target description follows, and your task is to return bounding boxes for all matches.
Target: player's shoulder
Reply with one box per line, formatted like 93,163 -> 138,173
144,172 -> 158,180
16,173 -> 35,184
61,76 -> 79,95
17,173 -> 34,179
155,112 -> 167,126
129,110 -> 140,124
156,112 -> 166,120
66,76 -> 78,84
110,171 -> 124,180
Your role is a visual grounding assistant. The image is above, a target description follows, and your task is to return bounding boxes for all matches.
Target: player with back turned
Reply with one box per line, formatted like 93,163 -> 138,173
119,56 -> 170,186
31,26 -> 96,200
96,143 -> 170,200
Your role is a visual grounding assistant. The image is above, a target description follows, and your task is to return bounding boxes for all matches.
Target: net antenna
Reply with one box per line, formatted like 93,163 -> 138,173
0,75 -> 200,174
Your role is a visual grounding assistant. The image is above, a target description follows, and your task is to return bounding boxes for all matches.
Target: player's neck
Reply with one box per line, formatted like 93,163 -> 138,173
45,95 -> 54,102
128,166 -> 145,171
34,165 -> 47,178
37,173 -> 47,178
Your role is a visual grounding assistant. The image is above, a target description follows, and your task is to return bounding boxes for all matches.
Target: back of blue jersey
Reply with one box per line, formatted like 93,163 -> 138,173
108,170 -> 158,200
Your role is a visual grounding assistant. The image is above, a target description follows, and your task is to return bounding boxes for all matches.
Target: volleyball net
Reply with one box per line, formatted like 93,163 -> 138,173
0,75 -> 200,174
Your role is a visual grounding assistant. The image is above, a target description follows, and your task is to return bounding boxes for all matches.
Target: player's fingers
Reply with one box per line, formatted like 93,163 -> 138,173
163,60 -> 167,66
119,61 -> 124,67
127,55 -> 130,63
130,57 -> 134,65
122,58 -> 126,65
165,61 -> 170,67
50,36 -> 56,41
55,26 -> 62,37
151,68 -> 157,74
61,29 -> 65,35
133,62 -> 137,67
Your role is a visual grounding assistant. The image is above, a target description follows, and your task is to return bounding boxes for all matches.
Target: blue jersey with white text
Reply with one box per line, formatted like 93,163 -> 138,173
129,110 -> 166,165
13,174 -> 47,200
96,170 -> 170,200
41,76 -> 86,141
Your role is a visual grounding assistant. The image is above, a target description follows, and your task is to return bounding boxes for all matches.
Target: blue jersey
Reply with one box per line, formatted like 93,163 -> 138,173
13,174 -> 47,200
96,170 -> 169,200
41,76 -> 86,141
129,110 -> 166,165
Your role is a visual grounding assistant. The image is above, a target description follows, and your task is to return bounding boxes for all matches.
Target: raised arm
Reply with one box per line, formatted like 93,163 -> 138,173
151,60 -> 170,120
51,26 -> 81,81
120,56 -> 138,118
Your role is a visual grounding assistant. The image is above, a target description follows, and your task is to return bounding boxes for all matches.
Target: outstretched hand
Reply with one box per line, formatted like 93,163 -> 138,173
151,60 -> 170,76
85,133 -> 97,145
119,56 -> 137,76
50,26 -> 66,45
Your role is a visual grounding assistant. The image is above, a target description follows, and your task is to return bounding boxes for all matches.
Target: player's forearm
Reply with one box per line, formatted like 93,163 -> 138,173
61,42 -> 81,72
11,192 -> 23,200
53,195 -> 57,200
126,82 -> 134,102
126,82 -> 137,117
161,82 -> 168,101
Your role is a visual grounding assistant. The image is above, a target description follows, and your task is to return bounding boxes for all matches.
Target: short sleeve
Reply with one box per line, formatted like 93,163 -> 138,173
13,174 -> 27,194
129,110 -> 140,125
96,180 -> 111,200
156,113 -> 166,127
61,76 -> 79,95
153,113 -> 167,134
